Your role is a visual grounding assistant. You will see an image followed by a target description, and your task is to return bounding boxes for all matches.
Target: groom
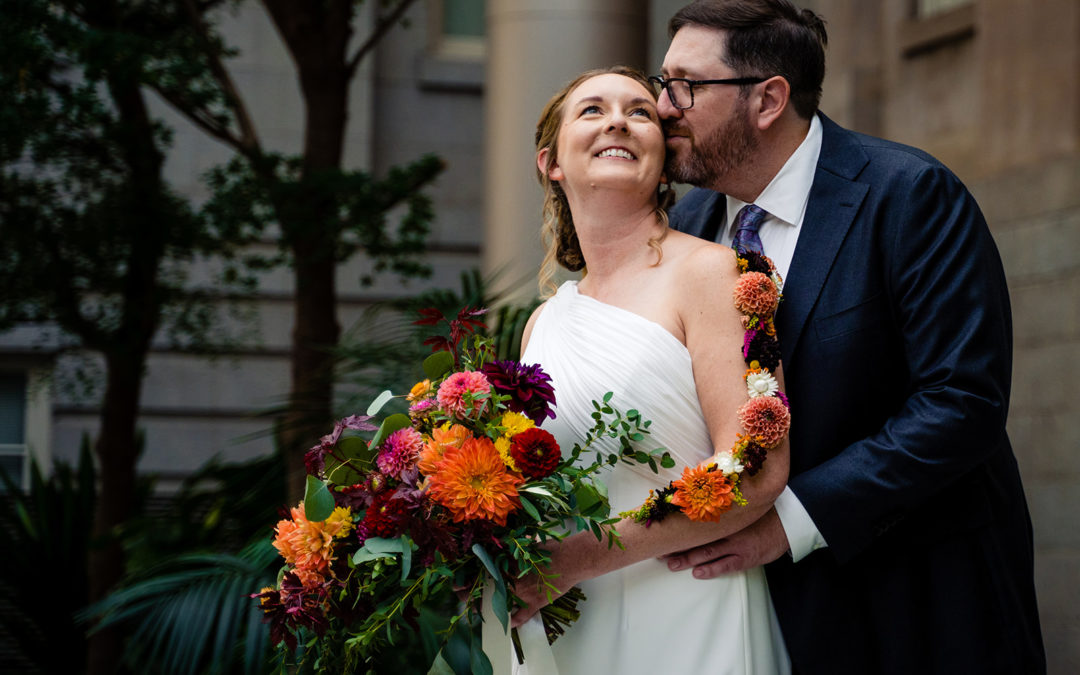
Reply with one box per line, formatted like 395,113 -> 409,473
659,1 -> 1044,673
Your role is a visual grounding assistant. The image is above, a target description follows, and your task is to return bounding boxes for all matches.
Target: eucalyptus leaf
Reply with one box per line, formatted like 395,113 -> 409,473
352,548 -> 395,565
366,389 -> 395,416
471,543 -> 508,631
369,413 -> 412,450
303,475 -> 335,522
423,350 -> 455,380
470,643 -> 494,675
401,535 -> 413,582
573,484 -> 603,516
362,537 -> 406,554
324,456 -> 363,486
520,485 -> 554,498
442,620 -> 472,675
427,651 -> 455,675
519,495 -> 542,522
338,436 -> 376,460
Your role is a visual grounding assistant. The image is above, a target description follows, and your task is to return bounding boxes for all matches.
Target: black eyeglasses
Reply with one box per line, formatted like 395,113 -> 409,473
649,75 -> 768,110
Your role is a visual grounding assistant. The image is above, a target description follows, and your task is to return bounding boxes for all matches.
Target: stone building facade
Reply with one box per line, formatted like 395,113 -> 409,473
1,0 -> 1074,671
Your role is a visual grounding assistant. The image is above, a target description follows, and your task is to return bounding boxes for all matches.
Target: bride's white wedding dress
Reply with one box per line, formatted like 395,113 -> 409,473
515,281 -> 789,675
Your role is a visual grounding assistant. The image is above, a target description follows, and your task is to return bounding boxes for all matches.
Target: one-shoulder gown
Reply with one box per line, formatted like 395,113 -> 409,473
514,281 -> 790,675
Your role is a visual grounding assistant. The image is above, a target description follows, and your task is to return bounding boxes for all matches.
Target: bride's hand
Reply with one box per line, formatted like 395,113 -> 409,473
509,570 -> 571,628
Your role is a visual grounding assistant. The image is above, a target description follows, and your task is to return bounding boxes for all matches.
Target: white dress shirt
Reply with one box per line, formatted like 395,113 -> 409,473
722,114 -> 828,561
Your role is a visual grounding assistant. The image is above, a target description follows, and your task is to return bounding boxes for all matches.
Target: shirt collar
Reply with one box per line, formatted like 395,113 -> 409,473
726,113 -> 823,228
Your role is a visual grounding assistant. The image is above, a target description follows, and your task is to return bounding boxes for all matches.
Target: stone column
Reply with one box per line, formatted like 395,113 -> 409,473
483,0 -> 648,304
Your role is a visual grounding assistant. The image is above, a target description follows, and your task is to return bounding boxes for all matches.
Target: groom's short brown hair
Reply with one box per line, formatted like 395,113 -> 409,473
670,0 -> 828,119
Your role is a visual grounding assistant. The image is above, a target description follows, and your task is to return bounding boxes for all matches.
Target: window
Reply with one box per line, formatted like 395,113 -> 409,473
0,372 -> 27,491
900,0 -> 975,56
916,0 -> 972,19
432,0 -> 485,60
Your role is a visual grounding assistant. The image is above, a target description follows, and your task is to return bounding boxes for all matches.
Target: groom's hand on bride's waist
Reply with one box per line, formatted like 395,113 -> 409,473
662,508 -> 790,579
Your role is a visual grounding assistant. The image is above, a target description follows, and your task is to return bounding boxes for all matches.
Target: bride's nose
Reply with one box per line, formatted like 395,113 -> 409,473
606,108 -> 629,134
606,118 -> 629,134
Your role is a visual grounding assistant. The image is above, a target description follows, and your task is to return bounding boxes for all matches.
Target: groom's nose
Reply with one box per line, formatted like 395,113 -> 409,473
656,89 -> 683,120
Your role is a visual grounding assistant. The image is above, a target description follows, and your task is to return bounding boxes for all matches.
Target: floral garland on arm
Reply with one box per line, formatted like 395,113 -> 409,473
623,249 -> 790,525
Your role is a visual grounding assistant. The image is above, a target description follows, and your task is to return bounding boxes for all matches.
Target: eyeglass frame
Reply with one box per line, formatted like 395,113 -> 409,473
648,75 -> 768,111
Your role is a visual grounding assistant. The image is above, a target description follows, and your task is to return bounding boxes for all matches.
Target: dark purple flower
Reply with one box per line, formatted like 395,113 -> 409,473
482,360 -> 557,425
743,330 -> 781,372
738,250 -> 776,275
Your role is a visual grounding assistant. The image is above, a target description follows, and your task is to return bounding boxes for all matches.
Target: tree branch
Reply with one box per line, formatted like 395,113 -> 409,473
346,0 -> 423,77
176,0 -> 262,157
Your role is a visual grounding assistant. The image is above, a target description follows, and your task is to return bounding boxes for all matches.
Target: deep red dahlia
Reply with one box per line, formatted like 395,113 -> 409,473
358,491 -> 408,543
509,427 -> 561,480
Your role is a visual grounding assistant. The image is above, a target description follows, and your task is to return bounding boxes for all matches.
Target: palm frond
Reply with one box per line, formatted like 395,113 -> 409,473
82,539 -> 278,675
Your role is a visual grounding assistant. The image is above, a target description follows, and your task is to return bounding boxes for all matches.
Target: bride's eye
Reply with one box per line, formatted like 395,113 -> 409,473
581,105 -> 602,115
630,107 -> 655,119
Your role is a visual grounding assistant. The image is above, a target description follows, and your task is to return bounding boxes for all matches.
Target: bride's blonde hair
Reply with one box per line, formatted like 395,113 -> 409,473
534,66 -> 676,297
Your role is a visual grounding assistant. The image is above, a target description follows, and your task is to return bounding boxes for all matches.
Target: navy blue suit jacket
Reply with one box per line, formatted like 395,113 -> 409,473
670,114 -> 1044,674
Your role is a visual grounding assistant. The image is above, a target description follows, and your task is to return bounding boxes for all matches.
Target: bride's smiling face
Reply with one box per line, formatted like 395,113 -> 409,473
538,74 -> 665,202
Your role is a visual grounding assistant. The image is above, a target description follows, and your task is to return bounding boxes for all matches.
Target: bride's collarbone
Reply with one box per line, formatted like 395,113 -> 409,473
580,275 -> 683,335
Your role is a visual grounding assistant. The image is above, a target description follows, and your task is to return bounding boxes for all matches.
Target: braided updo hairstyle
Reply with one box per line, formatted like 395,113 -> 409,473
534,66 -> 676,297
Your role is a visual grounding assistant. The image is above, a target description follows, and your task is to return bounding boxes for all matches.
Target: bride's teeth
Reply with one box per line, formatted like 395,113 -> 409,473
597,148 -> 635,160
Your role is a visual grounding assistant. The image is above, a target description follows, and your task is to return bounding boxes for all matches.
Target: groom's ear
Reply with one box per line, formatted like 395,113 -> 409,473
754,75 -> 791,131
537,148 -> 564,181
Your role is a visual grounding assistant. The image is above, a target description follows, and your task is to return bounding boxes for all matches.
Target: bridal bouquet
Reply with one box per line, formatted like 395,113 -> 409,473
254,307 -> 671,674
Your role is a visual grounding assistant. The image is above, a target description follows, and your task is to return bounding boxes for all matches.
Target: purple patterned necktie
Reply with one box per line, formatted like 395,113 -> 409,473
731,203 -> 767,255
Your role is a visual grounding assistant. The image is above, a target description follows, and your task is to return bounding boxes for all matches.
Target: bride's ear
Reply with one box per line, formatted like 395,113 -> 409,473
537,148 -> 564,181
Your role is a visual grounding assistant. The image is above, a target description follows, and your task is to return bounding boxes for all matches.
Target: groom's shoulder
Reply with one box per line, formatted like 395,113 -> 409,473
824,115 -> 953,179
668,186 -> 723,233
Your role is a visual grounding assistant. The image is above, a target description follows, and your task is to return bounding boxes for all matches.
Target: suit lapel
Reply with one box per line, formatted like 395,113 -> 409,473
776,115 -> 870,367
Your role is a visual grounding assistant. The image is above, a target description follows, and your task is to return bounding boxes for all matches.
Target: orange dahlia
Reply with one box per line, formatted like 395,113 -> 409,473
272,503 -> 353,587
670,464 -> 735,522
732,271 -> 780,316
418,423 -> 471,476
736,395 -> 791,448
426,436 -> 522,525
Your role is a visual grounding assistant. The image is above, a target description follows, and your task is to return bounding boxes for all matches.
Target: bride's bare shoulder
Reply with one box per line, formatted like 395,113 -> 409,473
519,301 -> 549,359
670,234 -> 740,286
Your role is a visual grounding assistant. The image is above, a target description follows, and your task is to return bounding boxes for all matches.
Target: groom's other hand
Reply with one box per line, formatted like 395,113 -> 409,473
664,507 -> 789,579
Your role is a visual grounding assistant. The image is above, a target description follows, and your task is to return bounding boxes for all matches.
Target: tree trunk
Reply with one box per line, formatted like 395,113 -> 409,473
86,352 -> 145,675
270,4 -> 353,504
84,36 -> 165,670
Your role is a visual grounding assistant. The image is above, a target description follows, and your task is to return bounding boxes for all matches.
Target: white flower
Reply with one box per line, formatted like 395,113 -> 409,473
714,451 -> 744,475
746,371 -> 780,398
771,271 -> 784,294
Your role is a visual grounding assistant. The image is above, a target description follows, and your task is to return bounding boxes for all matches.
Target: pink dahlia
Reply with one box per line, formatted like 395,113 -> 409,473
733,271 -> 780,317
737,395 -> 791,449
436,370 -> 492,418
377,427 -> 425,478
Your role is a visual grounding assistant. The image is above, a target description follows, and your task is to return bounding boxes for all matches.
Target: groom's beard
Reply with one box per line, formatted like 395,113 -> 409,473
664,99 -> 758,189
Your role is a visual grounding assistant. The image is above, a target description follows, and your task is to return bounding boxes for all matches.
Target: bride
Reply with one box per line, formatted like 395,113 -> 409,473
509,66 -> 791,674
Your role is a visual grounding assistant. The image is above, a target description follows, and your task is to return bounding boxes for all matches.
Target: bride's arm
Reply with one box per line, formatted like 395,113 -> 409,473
510,245 -> 789,625
518,303 -> 546,358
